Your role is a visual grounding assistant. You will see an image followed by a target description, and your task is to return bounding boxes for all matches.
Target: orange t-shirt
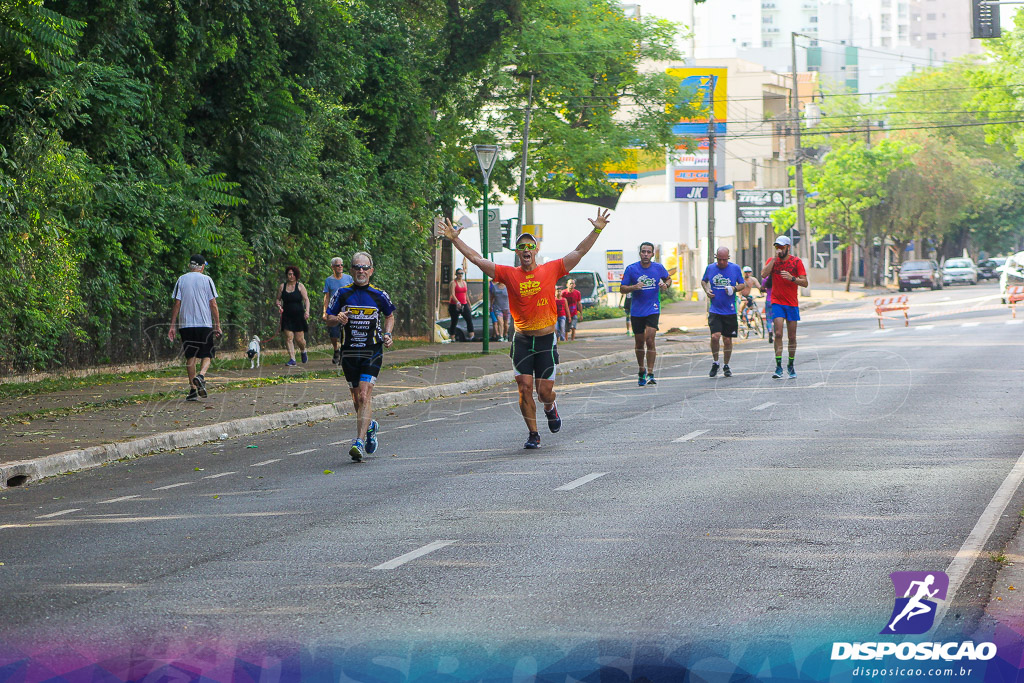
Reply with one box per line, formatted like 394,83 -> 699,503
493,260 -> 568,332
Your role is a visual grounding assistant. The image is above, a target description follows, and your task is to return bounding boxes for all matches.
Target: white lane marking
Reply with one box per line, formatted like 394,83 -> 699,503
392,424 -> 414,430
372,540 -> 457,570
806,382 -> 826,388
289,449 -> 318,456
673,430 -> 709,443
915,325 -> 934,330
555,472 -> 609,491
98,495 -> 140,504
153,482 -> 191,491
938,447 -> 1024,629
450,412 -> 471,416
251,459 -> 281,467
202,472 -> 236,480
475,406 -> 494,411
751,402 -> 777,412
873,329 -> 891,334
937,296 -> 952,301
961,322 -> 980,328
829,332 -> 851,338
423,417 -> 445,423
36,509 -> 80,519
1007,320 -> 1023,326
328,440 -> 349,446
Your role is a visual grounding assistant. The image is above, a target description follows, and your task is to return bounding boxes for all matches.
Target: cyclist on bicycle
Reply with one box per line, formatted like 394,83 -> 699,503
741,266 -> 762,312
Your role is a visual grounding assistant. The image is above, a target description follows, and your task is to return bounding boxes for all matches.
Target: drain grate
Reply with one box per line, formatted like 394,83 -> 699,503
4,475 -> 29,488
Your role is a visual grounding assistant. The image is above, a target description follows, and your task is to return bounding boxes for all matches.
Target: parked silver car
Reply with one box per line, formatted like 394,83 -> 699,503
941,257 -> 978,286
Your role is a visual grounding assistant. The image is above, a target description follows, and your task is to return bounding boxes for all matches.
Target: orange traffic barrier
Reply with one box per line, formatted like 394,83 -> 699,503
1008,286 -> 1024,318
874,295 -> 909,329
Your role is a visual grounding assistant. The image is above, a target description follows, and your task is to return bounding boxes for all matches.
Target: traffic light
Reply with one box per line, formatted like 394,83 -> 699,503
500,218 -> 517,249
972,0 -> 1001,39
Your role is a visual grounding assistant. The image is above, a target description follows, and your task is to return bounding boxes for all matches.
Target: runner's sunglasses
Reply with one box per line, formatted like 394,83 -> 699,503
351,264 -> 372,271
516,243 -> 538,251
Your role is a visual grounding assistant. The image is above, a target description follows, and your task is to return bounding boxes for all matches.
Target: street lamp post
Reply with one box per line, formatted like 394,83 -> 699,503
473,144 -> 499,353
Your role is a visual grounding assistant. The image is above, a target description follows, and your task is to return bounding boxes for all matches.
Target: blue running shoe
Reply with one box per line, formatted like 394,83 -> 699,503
349,439 -> 365,462
286,359 -> 297,367
301,351 -> 308,363
788,366 -> 797,379
772,365 -> 784,379
544,407 -> 561,433
524,432 -> 541,449
638,372 -> 647,386
365,420 -> 379,454
646,373 -> 657,385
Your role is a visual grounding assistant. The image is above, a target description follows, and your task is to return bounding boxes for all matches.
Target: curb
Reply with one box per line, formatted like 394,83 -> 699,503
0,348 -> 651,489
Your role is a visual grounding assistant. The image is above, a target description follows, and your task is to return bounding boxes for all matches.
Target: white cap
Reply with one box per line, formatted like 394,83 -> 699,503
774,235 -> 791,247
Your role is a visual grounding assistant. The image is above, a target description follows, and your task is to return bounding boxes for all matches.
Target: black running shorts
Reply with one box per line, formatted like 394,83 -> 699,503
341,350 -> 383,388
180,327 -> 216,359
630,313 -> 660,335
708,312 -> 739,338
509,332 -> 558,380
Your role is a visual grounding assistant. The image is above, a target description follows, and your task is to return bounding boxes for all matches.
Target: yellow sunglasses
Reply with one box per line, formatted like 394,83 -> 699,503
516,242 -> 538,251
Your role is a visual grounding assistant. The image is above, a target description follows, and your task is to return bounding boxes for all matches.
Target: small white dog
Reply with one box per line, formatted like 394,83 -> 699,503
246,335 -> 261,368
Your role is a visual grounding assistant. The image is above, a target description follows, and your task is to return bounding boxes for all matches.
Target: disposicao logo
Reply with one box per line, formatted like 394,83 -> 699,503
830,570 -> 997,664
881,571 -> 948,635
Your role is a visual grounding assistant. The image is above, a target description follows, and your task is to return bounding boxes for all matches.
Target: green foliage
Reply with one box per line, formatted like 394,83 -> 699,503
578,304 -> 624,322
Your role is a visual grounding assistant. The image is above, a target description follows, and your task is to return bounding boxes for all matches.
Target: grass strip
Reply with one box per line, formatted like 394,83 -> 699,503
0,340 -> 433,400
3,350 -> 494,426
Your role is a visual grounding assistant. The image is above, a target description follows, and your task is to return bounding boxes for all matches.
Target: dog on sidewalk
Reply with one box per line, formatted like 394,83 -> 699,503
246,335 -> 261,368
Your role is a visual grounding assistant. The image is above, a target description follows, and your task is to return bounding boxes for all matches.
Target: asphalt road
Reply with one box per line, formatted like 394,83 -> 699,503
2,282 -> 1022,657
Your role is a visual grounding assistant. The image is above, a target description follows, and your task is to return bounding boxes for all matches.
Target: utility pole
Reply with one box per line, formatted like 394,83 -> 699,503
706,113 -> 716,265
790,32 -> 810,284
516,73 -> 536,231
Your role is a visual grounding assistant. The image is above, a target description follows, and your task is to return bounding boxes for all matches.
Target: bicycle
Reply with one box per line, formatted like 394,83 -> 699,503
738,297 -> 765,339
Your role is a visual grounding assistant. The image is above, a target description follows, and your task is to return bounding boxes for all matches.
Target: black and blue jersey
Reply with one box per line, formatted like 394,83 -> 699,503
326,284 -> 396,350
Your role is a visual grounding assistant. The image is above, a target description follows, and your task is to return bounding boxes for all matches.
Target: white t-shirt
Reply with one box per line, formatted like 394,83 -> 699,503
172,271 -> 218,328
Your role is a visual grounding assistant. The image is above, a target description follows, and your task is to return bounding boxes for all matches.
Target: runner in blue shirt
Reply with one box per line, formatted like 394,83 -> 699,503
323,257 -> 354,365
325,251 -> 396,462
701,247 -> 748,377
619,241 -> 671,386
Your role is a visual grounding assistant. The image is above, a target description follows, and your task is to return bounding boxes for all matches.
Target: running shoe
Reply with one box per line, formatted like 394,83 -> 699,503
365,420 -> 379,454
524,432 -> 541,449
544,406 -> 561,433
788,366 -> 797,379
332,349 -> 340,365
722,365 -> 732,378
301,351 -> 308,363
349,439 -> 365,462
286,359 -> 297,367
709,363 -> 719,378
193,374 -> 208,398
185,388 -> 199,402
638,372 -> 647,386
646,374 -> 657,385
772,365 -> 784,379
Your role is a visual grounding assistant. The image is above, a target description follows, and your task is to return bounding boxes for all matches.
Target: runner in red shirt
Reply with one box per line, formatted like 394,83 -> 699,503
440,210 -> 610,449
760,235 -> 808,379
563,280 -> 583,341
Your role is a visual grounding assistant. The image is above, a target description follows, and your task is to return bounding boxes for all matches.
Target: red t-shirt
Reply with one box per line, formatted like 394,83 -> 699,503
556,298 -> 568,317
767,255 -> 806,307
564,288 -> 582,316
493,260 -> 569,331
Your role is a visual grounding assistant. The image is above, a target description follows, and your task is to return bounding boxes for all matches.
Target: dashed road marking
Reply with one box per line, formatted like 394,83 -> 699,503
1007,320 -> 1023,326
673,430 -> 709,443
423,417 -> 445,423
873,329 -> 891,334
751,402 -> 777,412
98,495 -> 140,504
555,472 -> 608,491
153,482 -> 191,491
251,459 -> 281,467
372,540 -> 457,570
392,425 -> 414,430
289,449 -> 318,456
202,472 -> 236,479
915,325 -> 934,330
961,322 -> 980,328
806,382 -> 826,388
829,332 -> 851,337
36,509 -> 80,519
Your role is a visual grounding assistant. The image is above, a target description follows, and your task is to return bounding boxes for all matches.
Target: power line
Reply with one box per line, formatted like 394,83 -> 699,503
718,117 -> 1024,141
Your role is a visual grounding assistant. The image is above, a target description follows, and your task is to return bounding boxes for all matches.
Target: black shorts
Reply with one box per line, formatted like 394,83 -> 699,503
180,327 -> 216,359
630,314 -> 660,335
708,312 -> 739,338
340,350 -> 383,388
510,332 -> 558,380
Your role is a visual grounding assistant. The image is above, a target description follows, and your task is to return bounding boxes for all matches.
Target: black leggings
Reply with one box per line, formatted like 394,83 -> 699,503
448,302 -> 473,336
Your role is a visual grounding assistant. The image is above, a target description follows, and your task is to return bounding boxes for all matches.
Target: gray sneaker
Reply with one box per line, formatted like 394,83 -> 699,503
186,388 -> 199,401
193,374 -> 207,398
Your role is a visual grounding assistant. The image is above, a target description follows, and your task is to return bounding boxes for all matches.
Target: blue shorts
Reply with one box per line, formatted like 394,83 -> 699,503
771,303 -> 800,321
328,324 -> 342,339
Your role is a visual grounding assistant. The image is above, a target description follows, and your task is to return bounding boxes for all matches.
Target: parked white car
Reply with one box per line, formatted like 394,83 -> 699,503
941,257 -> 978,286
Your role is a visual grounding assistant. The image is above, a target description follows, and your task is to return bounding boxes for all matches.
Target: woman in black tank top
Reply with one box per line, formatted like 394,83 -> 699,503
276,266 -> 310,365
